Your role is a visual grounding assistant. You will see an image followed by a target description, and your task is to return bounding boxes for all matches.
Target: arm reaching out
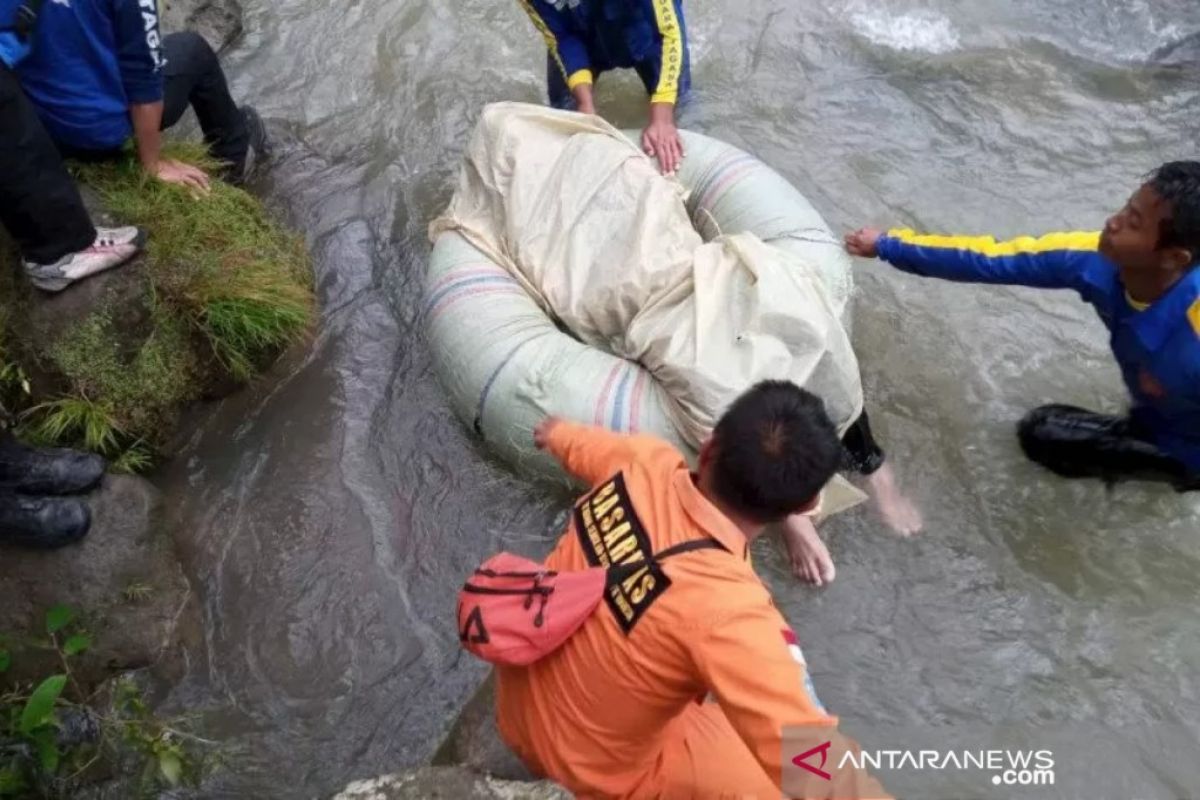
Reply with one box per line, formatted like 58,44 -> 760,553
846,226 -> 1103,295
535,418 -> 670,487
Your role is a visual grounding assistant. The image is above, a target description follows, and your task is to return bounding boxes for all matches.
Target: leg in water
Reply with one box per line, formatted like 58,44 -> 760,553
844,410 -> 923,536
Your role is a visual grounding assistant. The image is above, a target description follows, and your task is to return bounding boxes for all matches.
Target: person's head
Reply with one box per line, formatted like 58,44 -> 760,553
698,381 -> 842,527
1101,161 -> 1200,287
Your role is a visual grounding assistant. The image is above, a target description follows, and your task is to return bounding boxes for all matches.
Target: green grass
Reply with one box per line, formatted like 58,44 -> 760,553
0,143 -> 313,468
24,397 -> 121,455
74,143 -> 313,380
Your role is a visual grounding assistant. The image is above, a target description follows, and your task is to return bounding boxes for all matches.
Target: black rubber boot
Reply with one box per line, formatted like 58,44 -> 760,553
1018,404 -> 1195,489
0,493 -> 90,549
226,105 -> 271,185
0,434 -> 106,495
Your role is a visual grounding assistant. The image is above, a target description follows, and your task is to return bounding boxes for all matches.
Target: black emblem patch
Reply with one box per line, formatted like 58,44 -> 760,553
573,473 -> 671,634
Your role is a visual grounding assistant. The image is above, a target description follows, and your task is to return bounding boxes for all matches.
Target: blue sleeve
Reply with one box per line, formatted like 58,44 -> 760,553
0,31 -> 29,69
519,0 -> 591,85
111,0 -> 164,104
639,0 -> 685,103
877,229 -> 1103,296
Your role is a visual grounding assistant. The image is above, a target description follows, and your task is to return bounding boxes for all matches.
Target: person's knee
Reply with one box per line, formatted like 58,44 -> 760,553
163,31 -> 219,73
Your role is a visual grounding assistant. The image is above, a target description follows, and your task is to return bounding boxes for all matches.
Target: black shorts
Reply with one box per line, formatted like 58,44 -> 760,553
842,410 -> 886,476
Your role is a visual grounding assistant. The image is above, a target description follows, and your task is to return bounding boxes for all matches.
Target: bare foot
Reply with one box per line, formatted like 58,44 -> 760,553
864,462 -> 923,537
781,514 -> 836,587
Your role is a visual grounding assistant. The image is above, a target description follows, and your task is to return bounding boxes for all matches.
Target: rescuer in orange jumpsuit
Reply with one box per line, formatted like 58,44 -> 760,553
495,380 -> 888,799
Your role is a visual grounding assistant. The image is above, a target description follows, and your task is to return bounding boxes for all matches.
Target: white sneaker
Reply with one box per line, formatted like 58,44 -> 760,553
24,226 -> 146,293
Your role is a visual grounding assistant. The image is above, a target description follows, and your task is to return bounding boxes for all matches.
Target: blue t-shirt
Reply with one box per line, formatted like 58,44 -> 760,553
5,0 -> 165,150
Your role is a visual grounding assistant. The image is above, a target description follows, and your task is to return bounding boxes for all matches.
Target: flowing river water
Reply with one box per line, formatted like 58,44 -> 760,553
158,0 -> 1200,796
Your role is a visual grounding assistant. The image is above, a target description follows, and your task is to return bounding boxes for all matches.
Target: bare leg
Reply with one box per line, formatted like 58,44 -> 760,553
780,514 -> 835,587
863,462 -> 922,537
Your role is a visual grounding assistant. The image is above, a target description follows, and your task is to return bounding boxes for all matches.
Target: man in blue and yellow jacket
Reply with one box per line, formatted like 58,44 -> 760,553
518,0 -> 689,175
8,0 -> 266,192
845,161 -> 1200,490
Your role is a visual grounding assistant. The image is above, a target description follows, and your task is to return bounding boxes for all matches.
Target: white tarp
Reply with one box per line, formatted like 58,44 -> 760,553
430,102 -> 863,453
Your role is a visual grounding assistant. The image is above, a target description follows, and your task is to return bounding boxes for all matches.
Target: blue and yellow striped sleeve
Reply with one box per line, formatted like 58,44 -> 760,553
877,229 -> 1102,291
643,0 -> 686,104
518,0 -> 593,90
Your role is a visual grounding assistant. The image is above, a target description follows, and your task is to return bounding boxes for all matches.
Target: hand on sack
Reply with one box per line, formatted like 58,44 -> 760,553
642,103 -> 684,175
844,227 -> 883,258
533,417 -> 563,450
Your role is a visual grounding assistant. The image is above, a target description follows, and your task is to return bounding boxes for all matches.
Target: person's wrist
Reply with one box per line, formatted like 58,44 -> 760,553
872,235 -> 888,259
648,102 -> 675,124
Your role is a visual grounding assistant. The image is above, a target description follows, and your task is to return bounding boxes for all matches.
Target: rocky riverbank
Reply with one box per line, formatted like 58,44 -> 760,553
1,2 -> 564,796
0,1 -> 309,796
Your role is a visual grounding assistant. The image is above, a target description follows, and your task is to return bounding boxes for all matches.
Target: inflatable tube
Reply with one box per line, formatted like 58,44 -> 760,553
425,130 -> 854,486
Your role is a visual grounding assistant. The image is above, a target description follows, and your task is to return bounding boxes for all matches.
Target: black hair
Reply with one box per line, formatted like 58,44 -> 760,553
1148,161 -> 1200,265
709,380 -> 843,525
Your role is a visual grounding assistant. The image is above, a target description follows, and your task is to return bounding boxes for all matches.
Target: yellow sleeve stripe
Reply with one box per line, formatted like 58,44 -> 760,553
887,229 -> 1101,256
567,69 -> 593,90
518,0 -> 569,82
1188,298 -> 1200,336
649,0 -> 683,104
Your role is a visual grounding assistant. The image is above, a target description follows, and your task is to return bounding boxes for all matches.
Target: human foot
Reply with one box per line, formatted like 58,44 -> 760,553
864,462 -> 923,537
781,514 -> 836,587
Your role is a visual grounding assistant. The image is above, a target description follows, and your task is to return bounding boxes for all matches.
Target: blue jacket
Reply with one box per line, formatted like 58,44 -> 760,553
519,0 -> 687,103
877,229 -> 1200,472
0,1 -> 29,67
6,0 -> 164,150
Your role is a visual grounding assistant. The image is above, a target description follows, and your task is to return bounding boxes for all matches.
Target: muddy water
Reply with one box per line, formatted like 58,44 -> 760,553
161,0 -> 1200,796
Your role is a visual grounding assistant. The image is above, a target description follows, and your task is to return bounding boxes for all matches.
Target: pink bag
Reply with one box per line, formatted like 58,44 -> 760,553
456,540 -> 724,667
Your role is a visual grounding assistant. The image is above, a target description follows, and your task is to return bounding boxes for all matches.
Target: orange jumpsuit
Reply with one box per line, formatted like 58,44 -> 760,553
495,422 -> 886,799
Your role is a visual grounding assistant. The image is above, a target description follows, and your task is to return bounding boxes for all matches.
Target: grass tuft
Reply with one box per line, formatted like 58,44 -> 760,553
23,397 -> 122,455
0,143 -> 313,469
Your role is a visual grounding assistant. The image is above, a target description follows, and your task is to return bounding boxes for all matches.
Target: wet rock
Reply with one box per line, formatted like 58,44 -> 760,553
433,673 -> 533,781
161,0 -> 244,52
19,170 -> 145,350
68,778 -> 145,800
56,705 -> 103,749
1149,32 -> 1200,67
334,676 -> 566,799
330,767 -> 569,800
0,475 -> 200,691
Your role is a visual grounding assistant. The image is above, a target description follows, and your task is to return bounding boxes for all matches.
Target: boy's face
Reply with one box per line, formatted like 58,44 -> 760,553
1100,184 -> 1188,278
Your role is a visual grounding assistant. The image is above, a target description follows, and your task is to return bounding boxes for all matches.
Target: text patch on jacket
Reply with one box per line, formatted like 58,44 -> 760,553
574,472 -> 669,633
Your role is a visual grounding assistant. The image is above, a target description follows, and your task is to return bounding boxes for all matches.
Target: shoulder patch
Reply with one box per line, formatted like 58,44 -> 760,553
1189,298 -> 1200,337
573,472 -> 669,634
